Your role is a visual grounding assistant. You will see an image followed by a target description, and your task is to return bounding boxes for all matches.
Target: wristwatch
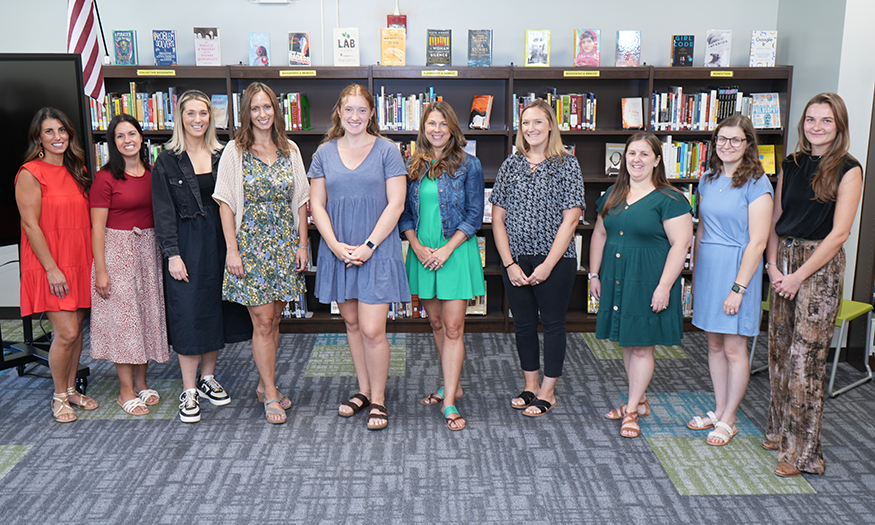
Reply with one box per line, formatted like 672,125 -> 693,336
764,262 -> 777,270
731,283 -> 747,294
364,239 -> 376,250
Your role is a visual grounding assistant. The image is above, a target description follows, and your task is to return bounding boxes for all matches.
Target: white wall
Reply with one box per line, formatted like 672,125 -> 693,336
0,245 -> 20,308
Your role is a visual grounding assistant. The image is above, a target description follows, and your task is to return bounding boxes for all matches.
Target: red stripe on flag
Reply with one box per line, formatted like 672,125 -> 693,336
67,0 -> 105,101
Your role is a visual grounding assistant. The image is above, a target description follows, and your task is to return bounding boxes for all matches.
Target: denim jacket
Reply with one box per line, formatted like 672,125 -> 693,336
399,154 -> 484,240
151,148 -> 222,258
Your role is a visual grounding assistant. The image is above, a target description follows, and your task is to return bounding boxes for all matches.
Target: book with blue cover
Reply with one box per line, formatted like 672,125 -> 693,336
113,30 -> 138,65
467,29 -> 492,67
152,30 -> 177,66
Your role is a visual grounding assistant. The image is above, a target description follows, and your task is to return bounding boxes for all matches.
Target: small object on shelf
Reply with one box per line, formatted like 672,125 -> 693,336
469,95 -> 493,130
211,94 -> 228,129
574,29 -> 600,67
749,31 -> 778,67
288,32 -> 311,66
193,27 -> 221,66
466,282 -> 487,315
113,30 -> 138,66
477,237 -> 486,268
152,30 -> 177,66
605,143 -> 625,177
750,93 -> 781,129
468,29 -> 493,67
483,188 -> 493,223
524,30 -> 551,67
670,35 -> 694,67
387,0 -> 407,31
587,280 -> 599,314
615,30 -> 641,67
426,29 -> 451,67
249,33 -> 271,66
333,28 -> 360,66
381,28 -> 406,66
704,30 -> 732,67
622,97 -> 643,129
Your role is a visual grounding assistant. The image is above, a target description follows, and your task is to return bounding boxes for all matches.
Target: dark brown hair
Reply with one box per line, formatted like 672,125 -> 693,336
792,92 -> 853,202
235,82 -> 290,158
599,132 -> 685,218
24,107 -> 89,193
104,113 -> 149,181
407,101 -> 468,181
704,114 -> 764,188
322,84 -> 382,144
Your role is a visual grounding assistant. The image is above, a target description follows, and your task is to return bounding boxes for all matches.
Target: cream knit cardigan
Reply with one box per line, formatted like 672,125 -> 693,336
213,139 -> 310,234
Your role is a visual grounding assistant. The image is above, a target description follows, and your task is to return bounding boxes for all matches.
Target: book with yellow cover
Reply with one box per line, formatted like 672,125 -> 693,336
758,144 -> 776,175
381,28 -> 406,66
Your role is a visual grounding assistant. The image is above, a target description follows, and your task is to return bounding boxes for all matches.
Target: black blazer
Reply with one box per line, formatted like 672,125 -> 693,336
151,148 -> 222,258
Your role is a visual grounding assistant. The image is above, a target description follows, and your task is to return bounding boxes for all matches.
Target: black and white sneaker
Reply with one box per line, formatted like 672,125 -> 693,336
178,389 -> 201,423
197,376 -> 231,406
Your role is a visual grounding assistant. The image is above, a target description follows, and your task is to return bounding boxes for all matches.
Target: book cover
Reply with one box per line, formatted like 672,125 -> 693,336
152,30 -> 178,66
466,288 -> 487,316
483,188 -> 493,223
704,30 -> 732,67
615,30 -> 641,67
477,237 -> 486,268
524,30 -> 550,67
758,144 -> 776,175
333,28 -> 360,67
249,32 -> 270,66
462,139 -> 477,157
670,35 -> 694,67
113,30 -> 138,65
381,28 -> 406,66
749,31 -> 777,67
211,94 -> 228,129
426,29 -> 451,66
622,97 -> 643,129
574,29 -> 600,67
468,29 -> 493,67
751,93 -> 781,129
193,27 -> 221,66
288,32 -> 311,66
469,94 -> 493,130
605,142 -> 625,176
587,279 -> 599,314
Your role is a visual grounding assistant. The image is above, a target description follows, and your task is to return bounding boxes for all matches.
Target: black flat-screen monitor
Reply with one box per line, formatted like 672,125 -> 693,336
0,54 -> 94,247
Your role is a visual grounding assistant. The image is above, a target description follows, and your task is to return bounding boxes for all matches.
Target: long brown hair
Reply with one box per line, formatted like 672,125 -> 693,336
235,82 -> 291,158
24,107 -> 89,193
322,84 -> 382,144
166,90 -> 223,154
407,101 -> 467,181
792,92 -> 853,202
104,113 -> 149,181
515,99 -> 568,158
599,132 -> 684,218
704,114 -> 764,188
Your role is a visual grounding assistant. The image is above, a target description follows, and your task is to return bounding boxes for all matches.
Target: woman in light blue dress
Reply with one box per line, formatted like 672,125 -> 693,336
689,115 -> 774,445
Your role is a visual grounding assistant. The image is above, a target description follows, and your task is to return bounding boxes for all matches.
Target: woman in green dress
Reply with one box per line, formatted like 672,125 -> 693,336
589,132 -> 693,438
214,82 -> 311,424
399,101 -> 484,431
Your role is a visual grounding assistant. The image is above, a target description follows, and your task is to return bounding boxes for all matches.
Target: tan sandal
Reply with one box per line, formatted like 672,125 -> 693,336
263,398 -> 287,424
762,439 -> 779,451
257,390 -> 292,410
620,411 -> 640,438
66,387 -> 98,410
605,397 -> 650,420
774,461 -> 802,477
51,393 -> 77,423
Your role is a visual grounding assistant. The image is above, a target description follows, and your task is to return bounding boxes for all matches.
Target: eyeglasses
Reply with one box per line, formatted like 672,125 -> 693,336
715,136 -> 746,147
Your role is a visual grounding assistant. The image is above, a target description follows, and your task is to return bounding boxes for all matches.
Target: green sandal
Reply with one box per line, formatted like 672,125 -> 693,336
444,405 -> 466,431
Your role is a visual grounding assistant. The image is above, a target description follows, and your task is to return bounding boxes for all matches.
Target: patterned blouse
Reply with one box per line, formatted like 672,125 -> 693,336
490,153 -> 585,259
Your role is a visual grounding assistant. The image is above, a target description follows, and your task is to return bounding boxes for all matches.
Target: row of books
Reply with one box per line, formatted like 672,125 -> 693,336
93,140 -> 165,168
660,139 -> 711,179
586,274 -> 694,318
513,92 -> 598,132
90,84 -> 232,132
376,87 -> 441,131
651,88 -> 781,131
114,27 -> 775,70
326,288 -> 488,318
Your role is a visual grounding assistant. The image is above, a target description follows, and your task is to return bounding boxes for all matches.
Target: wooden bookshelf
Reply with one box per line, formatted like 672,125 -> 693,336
94,65 -> 793,334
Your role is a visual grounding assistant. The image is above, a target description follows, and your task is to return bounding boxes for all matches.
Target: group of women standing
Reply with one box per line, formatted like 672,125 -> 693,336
14,86 -> 865,470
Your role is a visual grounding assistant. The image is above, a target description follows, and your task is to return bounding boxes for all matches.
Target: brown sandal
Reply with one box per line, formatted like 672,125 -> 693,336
762,439 -> 779,451
338,393 -> 370,417
605,398 -> 650,420
620,411 -> 640,438
774,461 -> 802,477
367,404 -> 389,430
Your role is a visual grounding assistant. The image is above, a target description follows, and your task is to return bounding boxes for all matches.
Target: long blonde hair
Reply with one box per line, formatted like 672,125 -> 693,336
166,90 -> 223,154
792,92 -> 854,202
515,100 -> 567,158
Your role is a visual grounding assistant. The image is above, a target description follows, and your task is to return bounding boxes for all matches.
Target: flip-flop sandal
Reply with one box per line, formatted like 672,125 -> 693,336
420,386 -> 444,406
686,410 -> 718,430
706,421 -> 738,446
338,393 -> 371,417
522,398 -> 557,417
444,405 -> 466,431
512,390 -> 536,409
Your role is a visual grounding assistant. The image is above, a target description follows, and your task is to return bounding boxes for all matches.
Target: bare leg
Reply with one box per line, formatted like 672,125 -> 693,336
706,332 -> 728,424
178,354 -> 201,392
248,301 -> 286,422
356,302 -> 392,408
707,334 -> 750,444
512,370 -> 543,408
337,299 -> 372,416
46,310 -> 93,414
132,364 -> 150,394
623,346 -> 655,415
116,363 -> 138,402
421,298 -> 465,400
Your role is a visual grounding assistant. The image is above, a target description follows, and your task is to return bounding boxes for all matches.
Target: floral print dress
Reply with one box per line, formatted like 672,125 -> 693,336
222,150 -> 305,306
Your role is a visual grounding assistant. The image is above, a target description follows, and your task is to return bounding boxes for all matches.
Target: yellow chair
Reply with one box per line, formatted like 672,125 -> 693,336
828,299 -> 874,397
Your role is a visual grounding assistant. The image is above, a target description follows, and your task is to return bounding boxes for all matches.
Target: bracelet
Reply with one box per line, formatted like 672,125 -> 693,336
733,282 -> 747,291
588,273 -> 599,280
168,256 -> 180,260
504,261 -> 516,269
298,245 -> 308,249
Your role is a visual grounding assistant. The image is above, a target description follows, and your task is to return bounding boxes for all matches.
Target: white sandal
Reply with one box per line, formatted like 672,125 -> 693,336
117,397 -> 149,416
137,389 -> 161,406
687,410 -> 719,430
707,421 -> 738,446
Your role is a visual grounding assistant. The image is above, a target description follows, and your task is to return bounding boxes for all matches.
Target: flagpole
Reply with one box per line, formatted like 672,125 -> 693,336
92,0 -> 110,63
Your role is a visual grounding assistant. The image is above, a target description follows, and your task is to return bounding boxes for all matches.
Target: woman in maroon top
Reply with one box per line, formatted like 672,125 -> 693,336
90,114 -> 170,415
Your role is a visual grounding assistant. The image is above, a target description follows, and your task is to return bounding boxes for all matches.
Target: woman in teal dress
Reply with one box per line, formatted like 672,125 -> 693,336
589,132 -> 692,438
214,82 -> 310,424
399,101 -> 485,431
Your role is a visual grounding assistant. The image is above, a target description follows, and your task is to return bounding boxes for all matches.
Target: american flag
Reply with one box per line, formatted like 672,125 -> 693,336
66,0 -> 105,101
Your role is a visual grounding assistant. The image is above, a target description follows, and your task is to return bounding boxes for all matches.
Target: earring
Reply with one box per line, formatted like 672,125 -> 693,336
38,145 -> 44,158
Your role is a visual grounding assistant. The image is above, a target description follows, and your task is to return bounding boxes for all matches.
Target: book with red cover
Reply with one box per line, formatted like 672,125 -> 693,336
469,94 -> 493,130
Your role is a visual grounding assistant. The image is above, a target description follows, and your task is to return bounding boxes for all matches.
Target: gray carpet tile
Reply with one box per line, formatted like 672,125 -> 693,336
1,329 -> 875,524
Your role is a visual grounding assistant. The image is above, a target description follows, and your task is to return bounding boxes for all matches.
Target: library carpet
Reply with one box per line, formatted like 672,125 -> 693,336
1,328 -> 874,524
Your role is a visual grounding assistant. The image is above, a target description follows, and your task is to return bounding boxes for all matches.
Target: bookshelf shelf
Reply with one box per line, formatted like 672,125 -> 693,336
94,65 -> 792,334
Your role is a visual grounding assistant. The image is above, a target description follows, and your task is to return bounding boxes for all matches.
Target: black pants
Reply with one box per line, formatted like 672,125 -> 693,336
502,255 -> 577,378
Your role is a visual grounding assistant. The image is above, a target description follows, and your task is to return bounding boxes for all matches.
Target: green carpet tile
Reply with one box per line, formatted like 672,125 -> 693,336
1,318 -> 51,345
75,379 -> 182,420
305,333 -> 407,377
0,445 -> 32,483
581,332 -> 689,359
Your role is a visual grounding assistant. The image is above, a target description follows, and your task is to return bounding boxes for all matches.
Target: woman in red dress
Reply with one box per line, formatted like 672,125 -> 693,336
15,107 -> 97,422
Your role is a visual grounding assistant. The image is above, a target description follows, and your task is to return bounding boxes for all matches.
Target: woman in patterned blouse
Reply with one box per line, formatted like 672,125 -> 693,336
491,100 -> 584,417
